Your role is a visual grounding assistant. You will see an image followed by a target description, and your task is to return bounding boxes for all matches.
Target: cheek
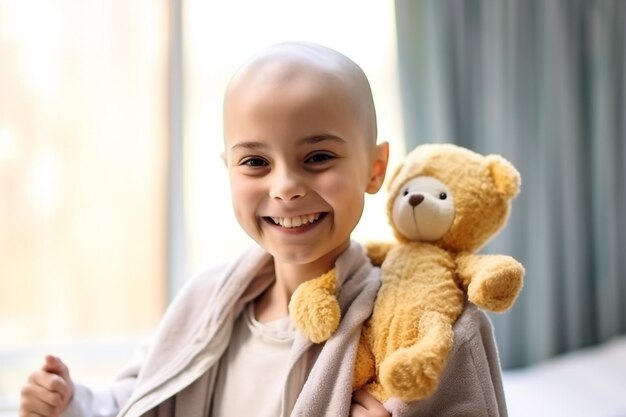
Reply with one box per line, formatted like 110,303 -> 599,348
319,171 -> 354,197
319,171 -> 365,215
325,158 -> 370,192
229,176 -> 258,216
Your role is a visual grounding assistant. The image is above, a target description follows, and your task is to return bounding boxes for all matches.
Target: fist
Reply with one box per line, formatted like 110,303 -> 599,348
20,355 -> 74,417
351,390 -> 391,417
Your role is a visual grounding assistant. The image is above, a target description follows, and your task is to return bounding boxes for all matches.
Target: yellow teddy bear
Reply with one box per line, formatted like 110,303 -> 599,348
289,143 -> 524,403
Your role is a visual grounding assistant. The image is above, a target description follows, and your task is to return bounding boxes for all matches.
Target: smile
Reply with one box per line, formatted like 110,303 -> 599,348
265,213 -> 324,228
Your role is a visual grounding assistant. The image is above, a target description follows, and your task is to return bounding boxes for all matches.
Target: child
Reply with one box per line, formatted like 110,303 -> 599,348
19,42 -> 508,417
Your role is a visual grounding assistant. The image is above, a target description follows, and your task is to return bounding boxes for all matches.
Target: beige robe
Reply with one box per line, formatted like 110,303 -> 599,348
63,241 -> 508,417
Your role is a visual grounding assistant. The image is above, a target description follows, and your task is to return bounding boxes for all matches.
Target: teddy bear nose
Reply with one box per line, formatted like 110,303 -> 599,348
409,194 -> 424,207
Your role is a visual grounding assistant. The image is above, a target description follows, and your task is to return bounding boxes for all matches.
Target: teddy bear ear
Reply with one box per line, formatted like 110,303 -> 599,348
486,154 -> 521,198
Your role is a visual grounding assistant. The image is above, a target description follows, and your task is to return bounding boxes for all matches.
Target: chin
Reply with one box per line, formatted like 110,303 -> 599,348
272,248 -> 322,265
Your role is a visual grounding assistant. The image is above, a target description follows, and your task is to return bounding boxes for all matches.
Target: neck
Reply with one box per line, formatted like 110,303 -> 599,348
254,241 -> 350,322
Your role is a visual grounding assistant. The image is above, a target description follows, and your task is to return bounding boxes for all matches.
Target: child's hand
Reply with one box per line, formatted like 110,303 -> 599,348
20,355 -> 74,417
350,389 -> 391,417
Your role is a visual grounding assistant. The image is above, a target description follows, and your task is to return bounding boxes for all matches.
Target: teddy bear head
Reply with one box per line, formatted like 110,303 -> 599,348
386,143 -> 521,253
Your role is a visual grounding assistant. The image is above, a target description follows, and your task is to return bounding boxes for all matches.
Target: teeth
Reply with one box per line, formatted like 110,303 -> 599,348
270,213 -> 321,228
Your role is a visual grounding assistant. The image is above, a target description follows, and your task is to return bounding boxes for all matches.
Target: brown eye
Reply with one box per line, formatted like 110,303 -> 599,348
306,153 -> 334,163
241,157 -> 268,167
439,192 -> 447,200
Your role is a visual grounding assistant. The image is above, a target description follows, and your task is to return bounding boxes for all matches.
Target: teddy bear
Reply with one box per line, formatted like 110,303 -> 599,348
288,143 -> 524,403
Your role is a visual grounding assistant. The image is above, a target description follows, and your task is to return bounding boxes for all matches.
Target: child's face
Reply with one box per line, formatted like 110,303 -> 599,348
223,57 -> 387,273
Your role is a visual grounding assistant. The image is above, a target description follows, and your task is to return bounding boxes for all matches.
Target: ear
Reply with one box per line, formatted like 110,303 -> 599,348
366,141 -> 390,194
486,154 -> 521,198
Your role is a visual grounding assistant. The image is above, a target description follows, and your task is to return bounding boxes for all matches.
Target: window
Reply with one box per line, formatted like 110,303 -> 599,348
0,0 -> 404,412
0,0 -> 167,410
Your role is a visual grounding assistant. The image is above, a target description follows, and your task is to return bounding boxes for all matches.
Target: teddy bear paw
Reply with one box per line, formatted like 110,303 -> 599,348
469,257 -> 524,312
288,270 -> 341,343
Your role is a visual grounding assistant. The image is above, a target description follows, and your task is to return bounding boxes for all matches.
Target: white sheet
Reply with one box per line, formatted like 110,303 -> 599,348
503,336 -> 626,417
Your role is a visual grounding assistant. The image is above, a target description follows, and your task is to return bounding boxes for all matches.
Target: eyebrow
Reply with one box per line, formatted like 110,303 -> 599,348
300,134 -> 346,145
230,141 -> 267,151
229,134 -> 346,151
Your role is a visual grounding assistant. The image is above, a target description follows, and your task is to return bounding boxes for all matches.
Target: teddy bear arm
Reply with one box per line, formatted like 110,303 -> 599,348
364,241 -> 395,267
456,253 -> 525,312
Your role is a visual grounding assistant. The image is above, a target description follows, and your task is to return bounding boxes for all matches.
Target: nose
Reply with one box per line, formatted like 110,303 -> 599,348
269,169 -> 306,201
409,194 -> 424,207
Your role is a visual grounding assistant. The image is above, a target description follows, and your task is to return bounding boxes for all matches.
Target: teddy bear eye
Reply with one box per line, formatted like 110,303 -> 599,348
403,189 -> 409,196
439,192 -> 447,200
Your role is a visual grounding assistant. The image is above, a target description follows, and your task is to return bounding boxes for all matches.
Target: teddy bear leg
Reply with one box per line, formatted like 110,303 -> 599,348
353,331 -> 376,390
288,269 -> 341,343
378,311 -> 454,402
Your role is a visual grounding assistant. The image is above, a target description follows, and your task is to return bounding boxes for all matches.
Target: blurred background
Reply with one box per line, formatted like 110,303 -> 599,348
0,0 -> 624,416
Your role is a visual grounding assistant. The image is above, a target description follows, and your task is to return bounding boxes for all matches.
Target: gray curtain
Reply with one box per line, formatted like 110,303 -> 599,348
395,0 -> 626,368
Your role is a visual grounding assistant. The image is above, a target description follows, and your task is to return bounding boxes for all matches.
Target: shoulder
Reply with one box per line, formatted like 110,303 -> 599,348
159,246 -> 261,325
172,245 -> 269,307
450,303 -> 496,352
169,263 -> 230,308
335,241 -> 381,299
149,262 -> 232,341
161,245 -> 273,325
448,304 -> 504,381
177,263 -> 231,298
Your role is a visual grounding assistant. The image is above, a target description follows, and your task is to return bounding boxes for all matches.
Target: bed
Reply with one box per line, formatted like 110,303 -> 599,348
503,335 -> 626,417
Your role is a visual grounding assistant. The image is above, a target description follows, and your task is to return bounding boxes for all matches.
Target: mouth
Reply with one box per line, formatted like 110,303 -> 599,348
263,212 -> 326,229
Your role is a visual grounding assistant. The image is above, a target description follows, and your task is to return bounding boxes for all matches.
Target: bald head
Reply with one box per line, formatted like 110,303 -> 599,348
223,42 -> 378,146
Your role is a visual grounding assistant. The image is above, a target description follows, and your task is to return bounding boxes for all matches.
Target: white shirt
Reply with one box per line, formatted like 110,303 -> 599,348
210,302 -> 296,417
